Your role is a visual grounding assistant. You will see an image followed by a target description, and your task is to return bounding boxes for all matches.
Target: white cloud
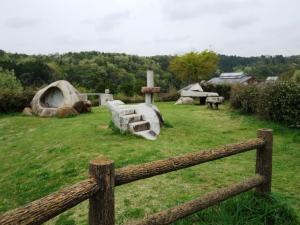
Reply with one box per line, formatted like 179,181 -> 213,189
4,17 -> 40,29
0,0 -> 299,56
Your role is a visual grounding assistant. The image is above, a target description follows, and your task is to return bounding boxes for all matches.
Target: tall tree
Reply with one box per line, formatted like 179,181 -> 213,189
168,50 -> 219,83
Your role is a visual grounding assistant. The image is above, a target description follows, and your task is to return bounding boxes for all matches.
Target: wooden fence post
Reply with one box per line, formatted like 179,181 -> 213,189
256,129 -> 273,195
89,157 -> 115,225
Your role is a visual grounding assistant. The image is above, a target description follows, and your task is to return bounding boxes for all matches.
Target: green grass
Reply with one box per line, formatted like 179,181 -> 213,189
0,102 -> 299,224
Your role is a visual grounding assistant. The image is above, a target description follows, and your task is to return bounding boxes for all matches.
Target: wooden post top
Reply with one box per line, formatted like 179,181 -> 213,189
90,156 -> 114,166
257,128 -> 273,133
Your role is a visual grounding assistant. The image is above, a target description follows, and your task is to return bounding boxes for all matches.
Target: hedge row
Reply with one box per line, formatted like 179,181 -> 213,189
0,88 -> 35,113
230,82 -> 300,127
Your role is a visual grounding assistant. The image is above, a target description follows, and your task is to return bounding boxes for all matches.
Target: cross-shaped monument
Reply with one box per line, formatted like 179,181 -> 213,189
141,70 -> 161,105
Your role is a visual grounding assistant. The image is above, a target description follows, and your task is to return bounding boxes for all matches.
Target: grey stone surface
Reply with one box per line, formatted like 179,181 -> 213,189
145,70 -> 154,105
175,97 -> 194,105
31,80 -> 88,117
206,96 -> 224,103
107,100 -> 162,140
176,82 -> 219,104
107,70 -> 162,140
180,90 -> 219,97
22,107 -> 33,116
100,94 -> 113,106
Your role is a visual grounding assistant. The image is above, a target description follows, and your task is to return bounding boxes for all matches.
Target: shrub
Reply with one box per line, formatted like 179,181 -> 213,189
230,82 -> 300,126
257,82 -> 300,126
230,85 -> 258,114
202,83 -> 232,100
0,68 -> 37,113
114,93 -> 144,104
0,88 -> 36,113
156,87 -> 180,102
0,68 -> 23,91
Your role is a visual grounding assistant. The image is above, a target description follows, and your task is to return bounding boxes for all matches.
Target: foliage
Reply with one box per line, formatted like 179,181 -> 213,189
113,93 -> 144,104
1,50 -> 300,99
0,68 -> 29,113
169,50 -> 219,83
15,58 -> 54,87
0,88 -> 35,113
202,83 -> 232,100
230,82 -> 300,126
0,67 -> 23,91
0,104 -> 299,224
156,86 -> 180,102
257,82 -> 300,126
230,85 -> 259,114
0,50 -> 177,96
291,70 -> 300,83
219,54 -> 300,80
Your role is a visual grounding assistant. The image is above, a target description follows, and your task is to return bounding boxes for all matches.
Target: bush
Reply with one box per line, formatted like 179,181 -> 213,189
0,88 -> 36,113
202,83 -> 232,100
0,68 -> 23,91
0,68 -> 36,113
257,82 -> 300,126
230,85 -> 259,114
156,87 -> 180,102
230,82 -> 300,126
114,93 -> 144,104
115,88 -> 180,103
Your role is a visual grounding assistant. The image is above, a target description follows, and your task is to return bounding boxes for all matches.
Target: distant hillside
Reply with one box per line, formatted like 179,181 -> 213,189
0,50 -> 299,95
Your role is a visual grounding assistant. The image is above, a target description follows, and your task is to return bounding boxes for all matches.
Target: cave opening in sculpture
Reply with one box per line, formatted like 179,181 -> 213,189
40,87 -> 64,108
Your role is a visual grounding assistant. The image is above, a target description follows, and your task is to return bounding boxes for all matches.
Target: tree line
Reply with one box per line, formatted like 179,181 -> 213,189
0,49 -> 299,96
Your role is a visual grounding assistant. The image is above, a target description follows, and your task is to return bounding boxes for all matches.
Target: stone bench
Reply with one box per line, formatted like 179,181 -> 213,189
206,97 -> 224,109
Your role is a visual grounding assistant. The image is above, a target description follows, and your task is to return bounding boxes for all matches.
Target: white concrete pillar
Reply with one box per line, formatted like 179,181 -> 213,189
145,70 -> 154,105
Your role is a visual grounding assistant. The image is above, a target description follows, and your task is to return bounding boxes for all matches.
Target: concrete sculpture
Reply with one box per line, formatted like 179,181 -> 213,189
107,71 -> 163,140
31,80 -> 91,117
175,83 -> 219,105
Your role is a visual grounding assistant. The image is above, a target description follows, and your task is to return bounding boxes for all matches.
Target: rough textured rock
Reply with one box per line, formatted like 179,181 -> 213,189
73,101 -> 91,113
206,96 -> 225,103
107,100 -> 162,140
22,107 -> 33,116
175,97 -> 194,105
180,90 -> 219,97
178,83 -> 219,98
100,94 -> 114,106
31,80 -> 89,117
56,107 -> 79,118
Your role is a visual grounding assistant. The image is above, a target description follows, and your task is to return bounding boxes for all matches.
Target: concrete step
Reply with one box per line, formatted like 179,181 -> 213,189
129,121 -> 150,132
134,130 -> 157,140
119,108 -> 135,116
120,114 -> 143,124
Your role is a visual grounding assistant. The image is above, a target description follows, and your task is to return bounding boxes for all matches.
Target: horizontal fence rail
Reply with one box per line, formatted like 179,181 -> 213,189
128,175 -> 264,225
0,179 -> 98,225
0,129 -> 273,225
115,138 -> 265,186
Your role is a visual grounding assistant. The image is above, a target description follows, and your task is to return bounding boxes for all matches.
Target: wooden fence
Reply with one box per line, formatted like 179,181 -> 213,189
0,129 -> 273,225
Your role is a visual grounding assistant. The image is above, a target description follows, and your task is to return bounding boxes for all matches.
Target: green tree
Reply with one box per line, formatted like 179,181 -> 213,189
15,58 -> 54,86
0,67 -> 23,92
291,70 -> 300,83
168,50 -> 219,83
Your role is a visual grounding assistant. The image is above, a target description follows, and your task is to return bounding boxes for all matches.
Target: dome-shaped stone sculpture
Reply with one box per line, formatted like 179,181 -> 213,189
31,80 -> 91,117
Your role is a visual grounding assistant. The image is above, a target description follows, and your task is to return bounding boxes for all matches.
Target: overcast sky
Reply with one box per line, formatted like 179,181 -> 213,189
1,0 -> 300,56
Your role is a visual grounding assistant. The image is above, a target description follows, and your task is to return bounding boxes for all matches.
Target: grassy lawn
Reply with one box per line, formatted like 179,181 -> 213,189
0,102 -> 299,224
